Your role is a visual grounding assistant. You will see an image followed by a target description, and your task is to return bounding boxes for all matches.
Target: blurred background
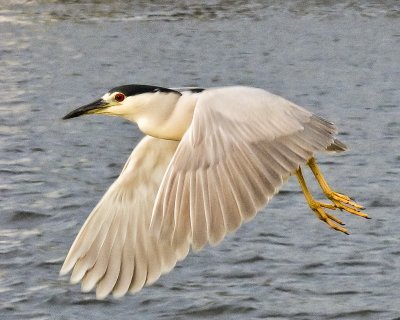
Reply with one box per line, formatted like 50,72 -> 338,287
1,1 -> 399,319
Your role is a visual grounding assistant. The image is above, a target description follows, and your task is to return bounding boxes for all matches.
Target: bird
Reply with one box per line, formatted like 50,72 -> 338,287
60,84 -> 368,300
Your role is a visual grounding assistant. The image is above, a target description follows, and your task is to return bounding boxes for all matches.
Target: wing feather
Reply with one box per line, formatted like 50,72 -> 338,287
191,171 -> 208,251
214,164 -> 242,232
112,210 -> 135,297
171,174 -> 191,254
95,213 -> 125,299
128,229 -> 146,293
205,168 -> 226,244
81,212 -> 121,294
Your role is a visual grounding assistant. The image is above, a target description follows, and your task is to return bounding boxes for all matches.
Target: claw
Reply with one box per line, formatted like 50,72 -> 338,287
311,203 -> 349,234
330,197 -> 369,219
325,212 -> 344,225
296,161 -> 368,235
329,192 -> 365,210
319,202 -> 336,210
296,167 -> 349,235
307,158 -> 368,220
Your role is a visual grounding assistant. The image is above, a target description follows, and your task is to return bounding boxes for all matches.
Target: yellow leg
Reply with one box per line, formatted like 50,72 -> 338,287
295,167 -> 349,234
307,158 -> 369,219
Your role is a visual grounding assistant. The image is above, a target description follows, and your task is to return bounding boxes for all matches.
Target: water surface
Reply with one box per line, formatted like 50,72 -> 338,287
1,1 -> 399,319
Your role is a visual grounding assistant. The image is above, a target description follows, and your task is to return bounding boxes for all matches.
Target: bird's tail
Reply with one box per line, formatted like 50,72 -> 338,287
326,138 -> 347,152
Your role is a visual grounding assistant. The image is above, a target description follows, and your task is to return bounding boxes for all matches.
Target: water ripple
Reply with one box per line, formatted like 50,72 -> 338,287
1,1 -> 399,319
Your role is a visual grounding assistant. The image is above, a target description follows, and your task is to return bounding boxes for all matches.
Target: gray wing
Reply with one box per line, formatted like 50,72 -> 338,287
170,87 -> 205,94
150,86 -> 342,251
60,136 -> 188,299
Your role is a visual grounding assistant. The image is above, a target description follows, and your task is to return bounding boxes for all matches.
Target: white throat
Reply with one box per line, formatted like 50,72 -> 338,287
108,92 -> 199,141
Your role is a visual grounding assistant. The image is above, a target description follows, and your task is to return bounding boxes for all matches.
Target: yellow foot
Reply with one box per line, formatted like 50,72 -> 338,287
296,167 -> 350,234
309,200 -> 349,234
325,191 -> 369,219
307,158 -> 369,220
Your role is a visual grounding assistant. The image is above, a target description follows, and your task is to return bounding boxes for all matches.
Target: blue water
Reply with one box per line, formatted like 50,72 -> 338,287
1,1 -> 399,319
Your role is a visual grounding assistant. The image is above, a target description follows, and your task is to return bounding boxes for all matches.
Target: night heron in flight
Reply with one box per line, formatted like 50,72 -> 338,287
60,85 -> 368,299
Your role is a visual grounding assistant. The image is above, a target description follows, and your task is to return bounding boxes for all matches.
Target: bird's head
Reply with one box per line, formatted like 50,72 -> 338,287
63,84 -> 181,122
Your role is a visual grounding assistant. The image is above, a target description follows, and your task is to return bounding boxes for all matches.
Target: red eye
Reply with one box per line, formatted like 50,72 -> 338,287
114,93 -> 125,102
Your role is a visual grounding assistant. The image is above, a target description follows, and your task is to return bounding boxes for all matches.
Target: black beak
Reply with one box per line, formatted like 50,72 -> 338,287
63,99 -> 108,120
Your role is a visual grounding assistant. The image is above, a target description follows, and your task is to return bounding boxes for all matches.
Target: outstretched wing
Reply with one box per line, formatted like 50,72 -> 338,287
60,136 -> 188,299
150,86 -> 341,251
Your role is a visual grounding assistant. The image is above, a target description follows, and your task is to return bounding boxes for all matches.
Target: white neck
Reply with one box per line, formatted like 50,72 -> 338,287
111,92 -> 198,141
